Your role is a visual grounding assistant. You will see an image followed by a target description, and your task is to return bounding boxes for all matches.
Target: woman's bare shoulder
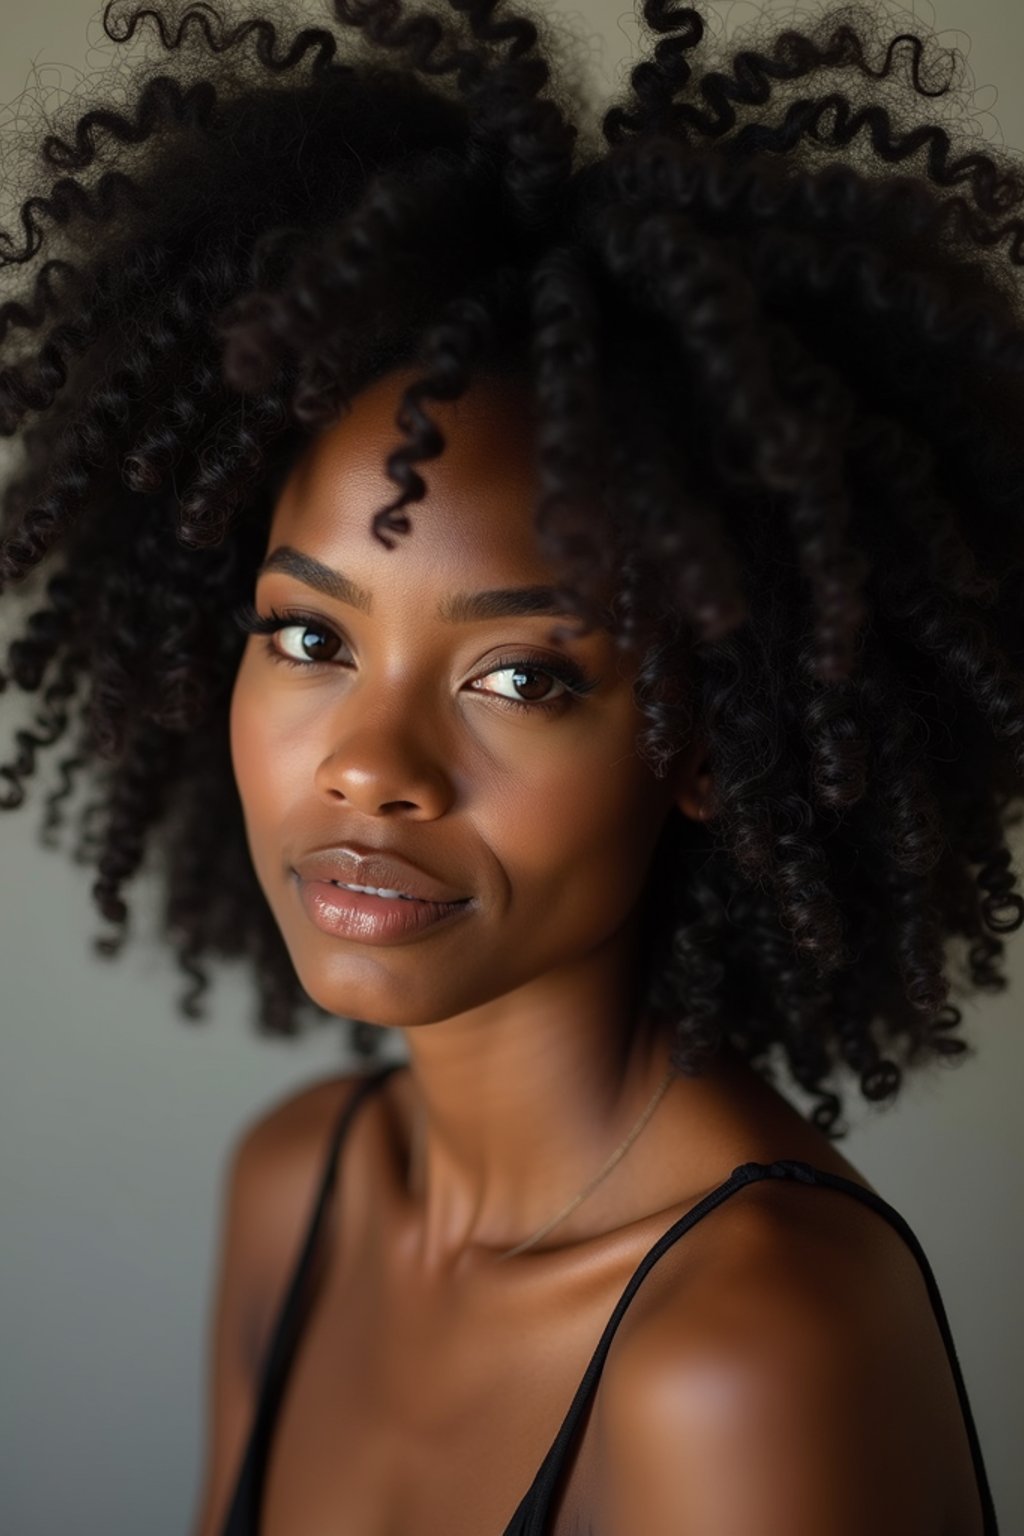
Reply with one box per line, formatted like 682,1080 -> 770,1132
230,1069 -> 369,1182
594,1168 -> 976,1535
222,1071 -> 373,1355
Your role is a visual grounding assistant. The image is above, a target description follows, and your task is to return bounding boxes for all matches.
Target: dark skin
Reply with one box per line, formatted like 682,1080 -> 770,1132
191,367 -> 986,1536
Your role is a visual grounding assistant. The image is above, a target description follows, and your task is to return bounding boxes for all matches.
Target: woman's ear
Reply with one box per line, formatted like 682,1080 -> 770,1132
672,732 -> 715,823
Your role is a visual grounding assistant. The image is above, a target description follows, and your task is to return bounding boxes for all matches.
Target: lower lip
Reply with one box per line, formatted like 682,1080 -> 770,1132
296,878 -> 472,945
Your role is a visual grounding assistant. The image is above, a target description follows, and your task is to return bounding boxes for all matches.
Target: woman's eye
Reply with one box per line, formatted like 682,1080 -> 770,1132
470,664 -> 570,708
231,603 -> 347,667
468,654 -> 600,714
274,622 -> 344,665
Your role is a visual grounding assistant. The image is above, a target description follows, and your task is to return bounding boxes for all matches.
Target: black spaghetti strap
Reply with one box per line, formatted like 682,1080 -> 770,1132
503,1158 -> 1000,1536
220,1061 -> 404,1535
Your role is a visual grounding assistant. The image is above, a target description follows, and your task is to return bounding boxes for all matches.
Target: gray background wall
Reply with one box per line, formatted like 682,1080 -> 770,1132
1,3 -> 1022,1534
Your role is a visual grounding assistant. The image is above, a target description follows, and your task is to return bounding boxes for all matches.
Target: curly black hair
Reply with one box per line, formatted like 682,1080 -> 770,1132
2,0 -> 1023,1139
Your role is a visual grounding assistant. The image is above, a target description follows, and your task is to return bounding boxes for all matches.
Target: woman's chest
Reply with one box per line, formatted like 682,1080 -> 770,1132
258,1258 -> 620,1536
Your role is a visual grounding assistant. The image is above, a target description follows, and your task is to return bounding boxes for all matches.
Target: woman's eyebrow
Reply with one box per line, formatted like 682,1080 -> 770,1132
256,544 -> 582,622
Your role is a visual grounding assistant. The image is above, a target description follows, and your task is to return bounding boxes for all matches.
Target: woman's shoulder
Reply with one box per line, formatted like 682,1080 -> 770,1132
229,1068 -> 371,1179
226,1070 -> 370,1235
221,1069 -> 374,1368
593,1149 -> 976,1534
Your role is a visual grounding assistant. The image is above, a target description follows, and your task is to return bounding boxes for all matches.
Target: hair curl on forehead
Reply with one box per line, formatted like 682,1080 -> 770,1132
1,0 -> 1023,1136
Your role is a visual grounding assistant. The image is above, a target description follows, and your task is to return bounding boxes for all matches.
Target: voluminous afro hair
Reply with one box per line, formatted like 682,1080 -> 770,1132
2,0 -> 1023,1137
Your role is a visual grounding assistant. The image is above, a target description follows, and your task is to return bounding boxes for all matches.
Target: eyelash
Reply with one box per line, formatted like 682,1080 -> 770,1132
230,602 -> 600,715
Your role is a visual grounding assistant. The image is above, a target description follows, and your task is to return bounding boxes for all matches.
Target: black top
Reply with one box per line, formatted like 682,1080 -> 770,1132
219,1061 -> 1000,1536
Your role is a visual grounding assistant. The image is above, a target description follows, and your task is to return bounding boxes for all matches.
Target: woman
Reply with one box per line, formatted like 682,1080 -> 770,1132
0,1 -> 1017,1532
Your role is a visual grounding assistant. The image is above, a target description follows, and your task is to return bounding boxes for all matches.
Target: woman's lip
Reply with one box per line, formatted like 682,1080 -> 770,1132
295,877 -> 472,945
294,845 -> 468,903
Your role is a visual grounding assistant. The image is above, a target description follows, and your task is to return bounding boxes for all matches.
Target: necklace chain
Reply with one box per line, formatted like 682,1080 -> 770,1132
408,1062 -> 676,1261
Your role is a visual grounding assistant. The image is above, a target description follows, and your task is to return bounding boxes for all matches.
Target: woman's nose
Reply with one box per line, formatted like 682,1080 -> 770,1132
312,703 -> 457,819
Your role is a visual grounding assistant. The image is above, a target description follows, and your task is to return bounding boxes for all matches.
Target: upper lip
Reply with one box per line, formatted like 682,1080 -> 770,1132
293,843 -> 470,904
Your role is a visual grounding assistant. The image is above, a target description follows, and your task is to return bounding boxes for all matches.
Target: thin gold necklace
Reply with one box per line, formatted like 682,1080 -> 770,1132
408,1062 -> 676,1262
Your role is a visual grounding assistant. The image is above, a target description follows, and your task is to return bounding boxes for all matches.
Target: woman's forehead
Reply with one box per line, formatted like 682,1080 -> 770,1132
268,367 -> 559,583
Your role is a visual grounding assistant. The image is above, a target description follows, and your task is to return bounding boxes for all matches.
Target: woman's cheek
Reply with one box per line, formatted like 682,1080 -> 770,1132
229,656 -> 289,820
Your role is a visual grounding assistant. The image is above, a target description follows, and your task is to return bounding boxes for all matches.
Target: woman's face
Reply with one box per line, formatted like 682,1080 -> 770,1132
230,366 -> 690,1029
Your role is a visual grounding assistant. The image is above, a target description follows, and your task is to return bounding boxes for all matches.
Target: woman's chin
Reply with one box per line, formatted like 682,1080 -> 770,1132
296,980 -> 463,1033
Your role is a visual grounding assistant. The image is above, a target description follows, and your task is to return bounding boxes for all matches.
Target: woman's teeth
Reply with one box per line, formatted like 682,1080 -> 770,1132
329,880 -> 418,901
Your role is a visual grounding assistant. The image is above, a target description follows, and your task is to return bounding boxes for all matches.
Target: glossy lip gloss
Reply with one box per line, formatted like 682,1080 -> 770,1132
295,876 -> 472,945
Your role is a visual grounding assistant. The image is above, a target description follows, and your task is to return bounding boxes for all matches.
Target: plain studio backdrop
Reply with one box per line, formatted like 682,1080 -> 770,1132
1,2 -> 1022,1534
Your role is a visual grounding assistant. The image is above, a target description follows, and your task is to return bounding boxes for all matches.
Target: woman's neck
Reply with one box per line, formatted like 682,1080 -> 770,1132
391,946 -> 677,1273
